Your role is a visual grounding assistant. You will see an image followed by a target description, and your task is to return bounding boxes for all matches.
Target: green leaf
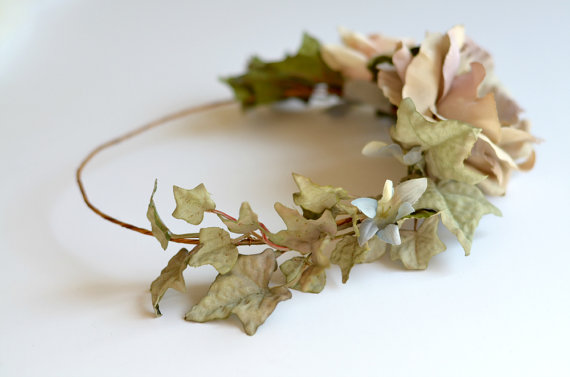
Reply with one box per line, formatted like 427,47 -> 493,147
330,236 -> 388,283
189,227 -> 238,274
292,173 -> 349,217
185,249 -> 291,335
390,215 -> 446,269
172,183 -> 216,225
219,202 -> 259,234
414,179 -> 502,255
146,180 -> 171,250
391,98 -> 486,185
401,209 -> 438,219
268,203 -> 337,254
280,256 -> 326,293
223,33 -> 343,109
150,248 -> 191,316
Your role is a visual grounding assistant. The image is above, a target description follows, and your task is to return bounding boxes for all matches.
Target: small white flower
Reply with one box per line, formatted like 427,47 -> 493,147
351,178 -> 428,246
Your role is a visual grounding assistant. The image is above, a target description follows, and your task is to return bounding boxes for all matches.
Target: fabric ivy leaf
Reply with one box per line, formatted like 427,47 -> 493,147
414,179 -> 502,255
172,183 -> 216,225
292,173 -> 349,217
391,98 -> 486,185
223,33 -> 343,108
185,249 -> 291,336
280,256 -> 326,293
150,248 -> 190,316
268,203 -> 337,253
146,180 -> 171,250
220,202 -> 259,234
330,236 -> 388,283
189,227 -> 238,274
389,215 -> 446,269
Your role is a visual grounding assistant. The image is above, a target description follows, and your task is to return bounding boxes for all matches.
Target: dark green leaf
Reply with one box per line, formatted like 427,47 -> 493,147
223,33 -> 343,108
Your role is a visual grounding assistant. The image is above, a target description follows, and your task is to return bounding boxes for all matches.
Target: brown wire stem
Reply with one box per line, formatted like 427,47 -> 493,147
76,99 -> 269,246
76,98 -> 355,248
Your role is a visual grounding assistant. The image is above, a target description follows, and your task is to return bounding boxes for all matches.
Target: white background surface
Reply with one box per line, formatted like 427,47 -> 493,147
1,1 -> 569,376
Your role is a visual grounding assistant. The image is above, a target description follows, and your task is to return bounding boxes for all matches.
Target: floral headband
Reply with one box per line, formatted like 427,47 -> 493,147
77,25 -> 538,335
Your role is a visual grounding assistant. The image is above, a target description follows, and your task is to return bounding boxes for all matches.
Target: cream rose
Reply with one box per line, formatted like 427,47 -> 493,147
376,26 -> 538,195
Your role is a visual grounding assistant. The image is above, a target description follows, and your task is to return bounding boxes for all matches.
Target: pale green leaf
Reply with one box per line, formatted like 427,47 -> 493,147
279,237 -> 331,293
280,256 -> 326,293
185,249 -> 291,335
292,173 -> 349,216
220,202 -> 259,234
268,203 -> 337,254
189,227 -> 238,274
391,98 -> 485,185
146,180 -> 171,250
390,215 -> 446,269
330,236 -> 388,283
150,248 -> 190,316
172,183 -> 216,225
414,179 -> 502,255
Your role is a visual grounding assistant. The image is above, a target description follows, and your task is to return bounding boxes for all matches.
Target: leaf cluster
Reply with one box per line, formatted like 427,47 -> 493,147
143,34 -> 505,335
146,164 -> 499,335
223,33 -> 343,108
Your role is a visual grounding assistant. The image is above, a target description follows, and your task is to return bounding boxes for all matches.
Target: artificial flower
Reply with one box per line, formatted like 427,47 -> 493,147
321,27 -> 412,81
352,178 -> 427,246
375,25 -> 537,195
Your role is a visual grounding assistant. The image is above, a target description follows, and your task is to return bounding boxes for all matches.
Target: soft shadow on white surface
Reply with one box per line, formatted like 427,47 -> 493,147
50,104 -> 403,275
4,104 -> 406,329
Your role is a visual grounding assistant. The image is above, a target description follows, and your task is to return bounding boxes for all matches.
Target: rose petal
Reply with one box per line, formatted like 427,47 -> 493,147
459,37 -> 494,75
378,69 -> 403,106
436,62 -> 502,143
493,86 -> 523,125
467,140 -> 507,185
393,42 -> 413,81
478,134 -> 518,170
517,150 -> 536,171
368,34 -> 411,56
500,126 -> 538,145
321,44 -> 372,80
441,25 -> 465,100
338,26 -> 378,58
477,166 -> 511,196
402,32 -> 448,115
